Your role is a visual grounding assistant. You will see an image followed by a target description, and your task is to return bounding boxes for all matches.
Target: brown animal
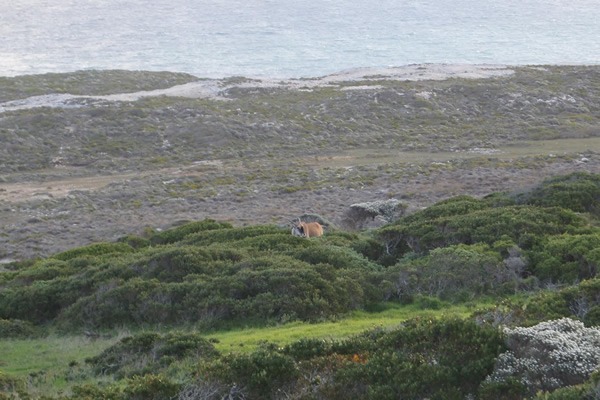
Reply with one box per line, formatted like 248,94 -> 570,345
291,219 -> 324,238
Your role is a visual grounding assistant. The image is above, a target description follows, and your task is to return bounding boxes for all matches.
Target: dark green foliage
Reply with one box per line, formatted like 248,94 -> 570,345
529,233 -> 600,283
282,337 -> 335,360
149,219 -> 233,245
67,374 -> 180,400
117,235 -> 151,249
379,203 -> 585,256
515,172 -> 600,216
0,277 -> 83,323
533,385 -> 592,400
86,332 -> 219,378
292,244 -> 380,270
388,244 -> 508,301
0,371 -> 25,394
121,374 -> 181,400
206,346 -> 299,398
0,219 -> 385,329
478,378 -> 528,400
53,242 -> 134,261
202,317 -> 505,399
9,259 -> 72,284
0,319 -> 40,339
68,383 -> 122,400
346,318 -> 505,399
532,370 -> 600,400
485,277 -> 600,327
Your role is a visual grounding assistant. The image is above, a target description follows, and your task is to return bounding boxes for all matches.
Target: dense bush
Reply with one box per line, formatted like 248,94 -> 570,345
52,242 -> 134,261
199,317 -> 505,399
515,172 -> 600,216
387,243 -> 518,301
176,224 -> 282,247
0,370 -> 25,396
0,318 -> 40,339
517,277 -> 600,327
204,345 -> 299,399
529,233 -> 600,284
86,332 -> 219,378
0,220 -> 388,330
67,374 -> 181,400
149,219 -> 233,245
378,202 -> 586,257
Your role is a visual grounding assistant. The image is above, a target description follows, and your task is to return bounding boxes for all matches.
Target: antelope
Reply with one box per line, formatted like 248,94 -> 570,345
291,218 -> 324,238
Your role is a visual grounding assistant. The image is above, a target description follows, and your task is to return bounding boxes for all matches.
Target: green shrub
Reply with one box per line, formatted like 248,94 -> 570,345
10,258 -> 72,283
292,245 -> 380,270
515,172 -> 600,216
86,332 -> 219,378
205,347 -> 298,399
362,318 -> 505,397
533,385 -> 592,400
283,338 -> 335,360
284,317 -> 506,399
0,278 -> 82,323
68,383 -> 122,400
498,278 -> 600,326
69,374 -> 180,400
387,244 -> 515,301
584,306 -> 600,327
378,201 -> 586,257
117,235 -> 151,249
0,318 -> 40,338
149,219 -> 233,245
530,233 -> 600,283
122,374 -> 180,400
59,278 -> 184,328
53,242 -> 134,261
0,370 -> 25,394
180,224 -> 288,247
478,377 -> 528,400
128,245 -> 247,282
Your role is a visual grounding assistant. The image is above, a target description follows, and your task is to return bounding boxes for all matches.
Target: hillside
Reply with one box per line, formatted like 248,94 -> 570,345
1,172 -> 600,399
1,65 -> 600,261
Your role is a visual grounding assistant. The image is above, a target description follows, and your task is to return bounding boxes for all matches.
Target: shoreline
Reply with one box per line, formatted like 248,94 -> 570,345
0,64 -> 515,112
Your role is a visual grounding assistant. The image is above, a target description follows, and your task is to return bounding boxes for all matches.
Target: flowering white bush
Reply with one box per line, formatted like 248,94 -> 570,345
487,318 -> 600,394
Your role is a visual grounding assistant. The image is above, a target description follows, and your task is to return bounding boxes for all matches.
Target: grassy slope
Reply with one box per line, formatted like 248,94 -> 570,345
0,301 -> 476,396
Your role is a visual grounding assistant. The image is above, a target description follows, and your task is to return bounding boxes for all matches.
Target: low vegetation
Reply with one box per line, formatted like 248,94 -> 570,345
1,66 -> 600,174
1,172 -> 600,398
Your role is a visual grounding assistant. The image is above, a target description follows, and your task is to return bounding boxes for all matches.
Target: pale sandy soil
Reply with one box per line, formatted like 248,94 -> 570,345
0,64 -> 514,112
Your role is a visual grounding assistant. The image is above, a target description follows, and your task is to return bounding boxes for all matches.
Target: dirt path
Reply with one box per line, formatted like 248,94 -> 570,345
1,137 -> 596,205
0,160 -> 225,203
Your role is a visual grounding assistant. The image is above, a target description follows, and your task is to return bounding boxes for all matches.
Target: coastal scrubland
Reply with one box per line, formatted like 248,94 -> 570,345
1,66 -> 600,398
1,172 -> 600,399
1,65 -> 600,261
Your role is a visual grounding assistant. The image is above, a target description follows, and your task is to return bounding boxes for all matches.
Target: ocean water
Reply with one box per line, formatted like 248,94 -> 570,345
1,0 -> 599,79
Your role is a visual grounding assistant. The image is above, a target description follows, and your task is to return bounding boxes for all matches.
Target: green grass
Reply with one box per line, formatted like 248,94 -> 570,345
0,301 -> 478,382
209,302 -> 475,353
0,334 -> 121,395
